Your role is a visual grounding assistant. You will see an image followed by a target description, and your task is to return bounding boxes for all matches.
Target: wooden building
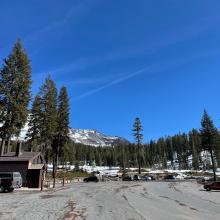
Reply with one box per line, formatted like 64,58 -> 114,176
0,150 -> 46,188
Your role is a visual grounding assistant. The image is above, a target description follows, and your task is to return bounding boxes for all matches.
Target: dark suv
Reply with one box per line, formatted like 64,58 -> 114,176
83,176 -> 98,183
164,174 -> 175,180
122,176 -> 132,181
0,172 -> 22,192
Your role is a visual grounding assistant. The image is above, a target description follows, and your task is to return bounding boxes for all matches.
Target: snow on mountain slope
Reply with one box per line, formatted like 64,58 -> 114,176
8,122 -> 129,147
69,129 -> 129,147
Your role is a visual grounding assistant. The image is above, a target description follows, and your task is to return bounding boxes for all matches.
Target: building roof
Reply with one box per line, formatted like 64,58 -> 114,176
0,152 -> 41,162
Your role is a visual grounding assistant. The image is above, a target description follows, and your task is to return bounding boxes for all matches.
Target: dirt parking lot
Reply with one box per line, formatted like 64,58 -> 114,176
0,181 -> 219,220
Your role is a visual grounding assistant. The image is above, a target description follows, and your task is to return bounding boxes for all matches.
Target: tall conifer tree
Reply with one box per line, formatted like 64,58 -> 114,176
132,117 -> 143,174
200,110 -> 218,181
39,76 -> 58,161
0,39 -> 31,154
189,129 -> 201,170
56,86 -> 70,157
52,86 -> 70,187
26,94 -> 42,151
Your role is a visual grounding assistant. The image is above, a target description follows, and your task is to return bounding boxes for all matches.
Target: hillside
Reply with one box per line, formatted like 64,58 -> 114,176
12,123 -> 129,147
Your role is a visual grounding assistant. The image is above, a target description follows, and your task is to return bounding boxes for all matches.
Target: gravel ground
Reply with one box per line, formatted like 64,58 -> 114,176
0,181 -> 219,220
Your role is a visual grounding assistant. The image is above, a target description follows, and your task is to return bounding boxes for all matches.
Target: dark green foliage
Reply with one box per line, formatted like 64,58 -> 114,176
0,39 -> 31,152
132,117 -> 143,174
26,95 -> 43,151
39,76 -> 58,159
132,117 -> 143,145
200,110 -> 218,181
200,110 -> 218,151
50,86 -> 70,183
63,125 -> 219,172
189,129 -> 201,170
55,86 -> 70,156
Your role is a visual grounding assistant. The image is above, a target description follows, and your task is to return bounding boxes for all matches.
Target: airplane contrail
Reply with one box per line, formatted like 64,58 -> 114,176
73,48 -> 220,101
74,65 -> 152,101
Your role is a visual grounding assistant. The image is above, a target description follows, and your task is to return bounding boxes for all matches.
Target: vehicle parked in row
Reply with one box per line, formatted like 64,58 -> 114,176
133,174 -> 141,181
83,176 -> 99,183
164,174 -> 175,180
204,182 -> 220,191
175,173 -> 187,180
143,175 -> 155,181
106,176 -> 120,181
0,172 -> 22,192
122,176 -> 132,181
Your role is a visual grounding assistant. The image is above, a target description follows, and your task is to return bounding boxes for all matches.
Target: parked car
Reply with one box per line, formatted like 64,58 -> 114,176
175,173 -> 187,180
164,174 -> 175,180
184,176 -> 196,180
122,176 -> 132,181
83,176 -> 98,183
204,182 -> 220,191
106,176 -> 119,181
133,175 -> 141,181
0,172 -> 22,192
143,175 -> 155,181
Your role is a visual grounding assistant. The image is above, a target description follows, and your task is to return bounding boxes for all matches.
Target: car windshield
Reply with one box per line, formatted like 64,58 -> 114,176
0,173 -> 12,178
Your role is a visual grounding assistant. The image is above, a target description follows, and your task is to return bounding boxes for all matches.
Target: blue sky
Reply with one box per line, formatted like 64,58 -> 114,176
0,0 -> 220,142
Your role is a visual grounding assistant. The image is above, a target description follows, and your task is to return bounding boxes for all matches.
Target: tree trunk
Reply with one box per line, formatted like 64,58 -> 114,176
52,158 -> 56,188
0,139 -> 6,156
138,161 -> 141,174
29,143 -> 33,152
138,143 -> 141,174
41,171 -> 44,191
210,149 -> 216,181
6,138 -> 11,153
52,151 -> 59,188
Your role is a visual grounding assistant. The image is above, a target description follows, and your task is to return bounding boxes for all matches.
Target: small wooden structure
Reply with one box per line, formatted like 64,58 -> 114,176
0,151 -> 46,188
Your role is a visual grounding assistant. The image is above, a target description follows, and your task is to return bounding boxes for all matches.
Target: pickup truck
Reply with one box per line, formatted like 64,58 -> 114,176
0,172 -> 22,192
204,182 -> 220,191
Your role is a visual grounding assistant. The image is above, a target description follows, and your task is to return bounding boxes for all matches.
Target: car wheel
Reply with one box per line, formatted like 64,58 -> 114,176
0,186 -> 5,193
206,187 -> 211,191
8,188 -> 14,192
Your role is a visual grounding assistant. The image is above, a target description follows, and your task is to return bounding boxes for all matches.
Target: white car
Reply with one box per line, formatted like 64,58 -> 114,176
175,173 -> 187,180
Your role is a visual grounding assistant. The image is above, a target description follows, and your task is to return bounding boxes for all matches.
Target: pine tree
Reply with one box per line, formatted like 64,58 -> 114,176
189,129 -> 201,170
132,117 -> 143,174
0,39 -> 31,154
166,137 -> 174,168
200,110 -> 218,181
52,86 -> 70,187
39,76 -> 58,161
26,95 -> 42,151
56,86 -> 70,157
214,134 -> 220,168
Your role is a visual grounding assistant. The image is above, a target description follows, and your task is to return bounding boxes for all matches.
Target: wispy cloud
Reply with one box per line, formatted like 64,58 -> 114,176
33,15 -> 219,80
33,60 -> 81,80
73,49 -> 220,101
31,14 -> 220,96
24,0 -> 98,45
74,65 -> 152,100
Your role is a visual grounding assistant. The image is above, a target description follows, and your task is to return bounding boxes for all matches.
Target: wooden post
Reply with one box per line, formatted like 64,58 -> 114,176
210,149 -> 217,182
41,175 -> 43,191
52,158 -> 56,188
0,140 -> 5,156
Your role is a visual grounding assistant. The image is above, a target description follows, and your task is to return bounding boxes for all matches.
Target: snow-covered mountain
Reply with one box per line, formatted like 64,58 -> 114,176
69,129 -> 129,147
10,123 -> 129,147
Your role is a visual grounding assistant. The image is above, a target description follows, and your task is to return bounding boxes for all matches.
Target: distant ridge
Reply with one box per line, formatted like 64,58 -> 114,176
69,128 -> 130,147
10,123 -> 130,147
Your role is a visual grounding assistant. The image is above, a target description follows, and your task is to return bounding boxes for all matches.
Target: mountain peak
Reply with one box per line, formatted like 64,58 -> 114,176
8,122 -> 130,147
69,128 -> 129,147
